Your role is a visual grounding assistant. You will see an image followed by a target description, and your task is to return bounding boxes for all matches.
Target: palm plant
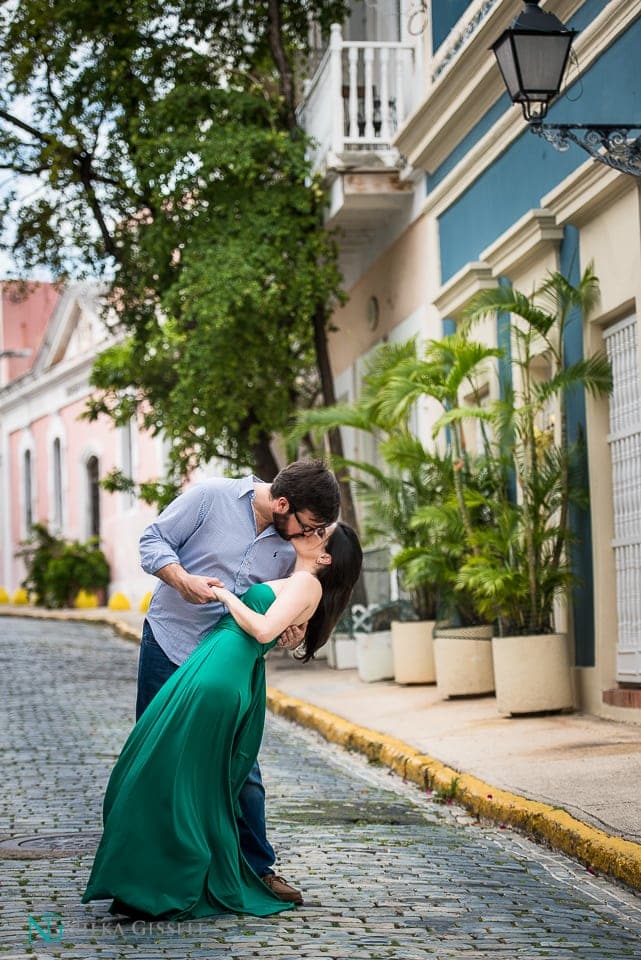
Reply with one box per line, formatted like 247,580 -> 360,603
294,335 -> 504,623
292,340 -> 452,620
453,266 -> 613,636
367,330 -> 505,628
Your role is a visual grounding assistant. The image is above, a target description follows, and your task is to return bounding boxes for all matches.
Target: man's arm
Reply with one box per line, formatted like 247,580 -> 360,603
140,483 -> 222,604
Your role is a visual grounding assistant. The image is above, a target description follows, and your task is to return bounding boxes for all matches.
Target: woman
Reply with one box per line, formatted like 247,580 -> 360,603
82,521 -> 362,920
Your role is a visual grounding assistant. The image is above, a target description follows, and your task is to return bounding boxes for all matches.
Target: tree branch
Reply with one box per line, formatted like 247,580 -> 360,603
0,108 -> 55,145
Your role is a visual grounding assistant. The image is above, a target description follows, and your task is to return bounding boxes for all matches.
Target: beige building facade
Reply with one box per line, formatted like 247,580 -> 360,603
300,0 -> 641,721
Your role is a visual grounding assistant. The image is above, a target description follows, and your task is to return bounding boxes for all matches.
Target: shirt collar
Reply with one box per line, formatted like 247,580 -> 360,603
237,474 -> 262,499
238,474 -> 281,540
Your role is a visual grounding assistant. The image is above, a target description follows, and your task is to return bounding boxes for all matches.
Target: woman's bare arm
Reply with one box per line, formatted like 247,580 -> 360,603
212,573 -> 321,644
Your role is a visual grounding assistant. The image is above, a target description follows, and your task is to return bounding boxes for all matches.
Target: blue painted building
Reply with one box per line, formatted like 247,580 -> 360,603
299,0 -> 641,720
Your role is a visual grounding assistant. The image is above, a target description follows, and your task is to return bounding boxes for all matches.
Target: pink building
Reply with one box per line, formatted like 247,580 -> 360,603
0,281 -> 167,603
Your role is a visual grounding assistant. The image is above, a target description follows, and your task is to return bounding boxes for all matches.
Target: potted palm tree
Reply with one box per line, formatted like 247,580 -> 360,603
455,267 -> 612,714
293,341 -> 444,684
373,331 -> 502,697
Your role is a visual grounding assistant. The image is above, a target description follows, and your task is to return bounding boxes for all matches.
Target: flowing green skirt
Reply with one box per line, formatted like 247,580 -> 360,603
82,583 -> 293,919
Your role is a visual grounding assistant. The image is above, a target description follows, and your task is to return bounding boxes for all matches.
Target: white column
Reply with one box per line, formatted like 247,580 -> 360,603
364,47 -> 374,138
329,23 -> 344,154
379,47 -> 391,139
394,48 -> 405,126
348,46 -> 359,138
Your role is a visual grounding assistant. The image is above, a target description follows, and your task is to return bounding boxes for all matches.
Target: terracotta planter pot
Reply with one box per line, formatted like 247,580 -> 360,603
492,632 -> 574,715
391,620 -> 436,684
356,630 -> 394,683
433,624 -> 494,697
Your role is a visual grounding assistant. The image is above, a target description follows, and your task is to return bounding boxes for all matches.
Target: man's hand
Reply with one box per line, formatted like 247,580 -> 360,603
277,622 -> 307,651
177,574 -> 225,604
156,563 -> 224,604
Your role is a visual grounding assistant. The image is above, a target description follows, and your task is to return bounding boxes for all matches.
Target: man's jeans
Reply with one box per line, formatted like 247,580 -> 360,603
135,619 -> 276,878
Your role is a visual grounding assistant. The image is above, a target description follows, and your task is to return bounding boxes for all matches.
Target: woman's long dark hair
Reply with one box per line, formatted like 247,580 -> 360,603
297,522 -> 363,662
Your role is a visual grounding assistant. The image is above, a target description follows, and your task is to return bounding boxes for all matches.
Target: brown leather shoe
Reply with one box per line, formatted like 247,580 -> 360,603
262,873 -> 303,904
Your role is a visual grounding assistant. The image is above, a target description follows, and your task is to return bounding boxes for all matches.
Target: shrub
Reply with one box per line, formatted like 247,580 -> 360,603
18,524 -> 111,609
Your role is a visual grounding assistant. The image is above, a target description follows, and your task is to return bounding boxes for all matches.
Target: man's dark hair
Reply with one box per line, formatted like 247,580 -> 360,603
270,459 -> 340,525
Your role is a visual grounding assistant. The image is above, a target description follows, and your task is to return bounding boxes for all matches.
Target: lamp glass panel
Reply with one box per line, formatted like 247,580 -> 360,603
494,34 -> 522,100
512,34 -> 572,95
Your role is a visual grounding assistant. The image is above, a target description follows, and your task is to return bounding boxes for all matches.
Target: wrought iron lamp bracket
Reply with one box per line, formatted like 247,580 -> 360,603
529,123 -> 641,176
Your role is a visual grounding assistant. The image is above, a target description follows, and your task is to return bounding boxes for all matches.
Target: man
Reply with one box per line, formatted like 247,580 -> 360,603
137,459 -> 341,904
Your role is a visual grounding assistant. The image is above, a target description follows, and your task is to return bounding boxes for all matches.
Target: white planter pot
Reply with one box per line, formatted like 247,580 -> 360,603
327,633 -> 358,670
391,620 -> 436,684
492,632 -> 574,715
433,625 -> 494,698
356,630 -> 394,683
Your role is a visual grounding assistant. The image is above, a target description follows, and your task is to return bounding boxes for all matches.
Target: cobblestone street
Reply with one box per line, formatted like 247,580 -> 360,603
2,617 -> 641,959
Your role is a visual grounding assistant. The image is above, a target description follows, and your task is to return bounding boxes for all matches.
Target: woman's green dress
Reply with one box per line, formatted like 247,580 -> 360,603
82,583 -> 293,919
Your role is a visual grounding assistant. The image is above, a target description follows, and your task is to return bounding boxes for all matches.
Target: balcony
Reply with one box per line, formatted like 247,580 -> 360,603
298,23 -> 418,230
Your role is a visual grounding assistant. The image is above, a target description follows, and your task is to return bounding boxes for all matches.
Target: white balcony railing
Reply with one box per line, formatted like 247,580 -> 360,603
298,24 -> 417,174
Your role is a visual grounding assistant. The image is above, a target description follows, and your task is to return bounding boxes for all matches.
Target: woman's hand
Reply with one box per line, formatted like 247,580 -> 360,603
277,623 -> 307,650
209,580 -> 227,602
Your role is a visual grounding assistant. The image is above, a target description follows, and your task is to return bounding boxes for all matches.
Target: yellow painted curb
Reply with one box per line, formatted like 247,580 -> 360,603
267,687 -> 641,892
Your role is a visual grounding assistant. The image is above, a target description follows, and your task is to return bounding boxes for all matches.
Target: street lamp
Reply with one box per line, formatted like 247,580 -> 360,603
492,1 -> 641,176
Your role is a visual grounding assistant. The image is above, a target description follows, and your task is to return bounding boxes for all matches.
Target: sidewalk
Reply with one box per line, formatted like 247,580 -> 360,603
3,604 -> 641,890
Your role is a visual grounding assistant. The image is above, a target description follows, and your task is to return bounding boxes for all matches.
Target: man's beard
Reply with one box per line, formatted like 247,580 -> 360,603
272,511 -> 294,540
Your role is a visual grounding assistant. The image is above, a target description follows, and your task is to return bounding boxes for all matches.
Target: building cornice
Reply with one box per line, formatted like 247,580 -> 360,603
433,261 -> 497,320
480,208 -> 564,277
541,157 -> 634,226
0,347 -> 107,419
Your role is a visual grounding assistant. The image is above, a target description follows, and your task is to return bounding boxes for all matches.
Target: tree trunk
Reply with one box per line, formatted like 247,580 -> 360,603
250,437 -> 281,481
265,0 -> 297,131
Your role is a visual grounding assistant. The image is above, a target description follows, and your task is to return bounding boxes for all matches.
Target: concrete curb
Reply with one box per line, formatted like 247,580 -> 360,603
0,607 -> 141,643
267,687 -> 641,892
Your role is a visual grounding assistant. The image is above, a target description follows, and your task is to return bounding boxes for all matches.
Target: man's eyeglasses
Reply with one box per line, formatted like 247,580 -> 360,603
291,508 -> 327,538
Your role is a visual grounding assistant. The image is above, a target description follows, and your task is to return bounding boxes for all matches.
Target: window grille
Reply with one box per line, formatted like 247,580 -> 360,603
604,316 -> 641,682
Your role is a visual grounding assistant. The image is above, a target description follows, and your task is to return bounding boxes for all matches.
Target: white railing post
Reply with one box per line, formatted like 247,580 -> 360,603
395,48 -> 405,130
348,46 -> 359,139
379,47 -> 391,140
329,23 -> 344,154
363,47 -> 374,139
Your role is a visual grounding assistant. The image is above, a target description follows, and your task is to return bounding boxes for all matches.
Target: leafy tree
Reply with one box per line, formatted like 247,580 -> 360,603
0,0 -> 356,505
